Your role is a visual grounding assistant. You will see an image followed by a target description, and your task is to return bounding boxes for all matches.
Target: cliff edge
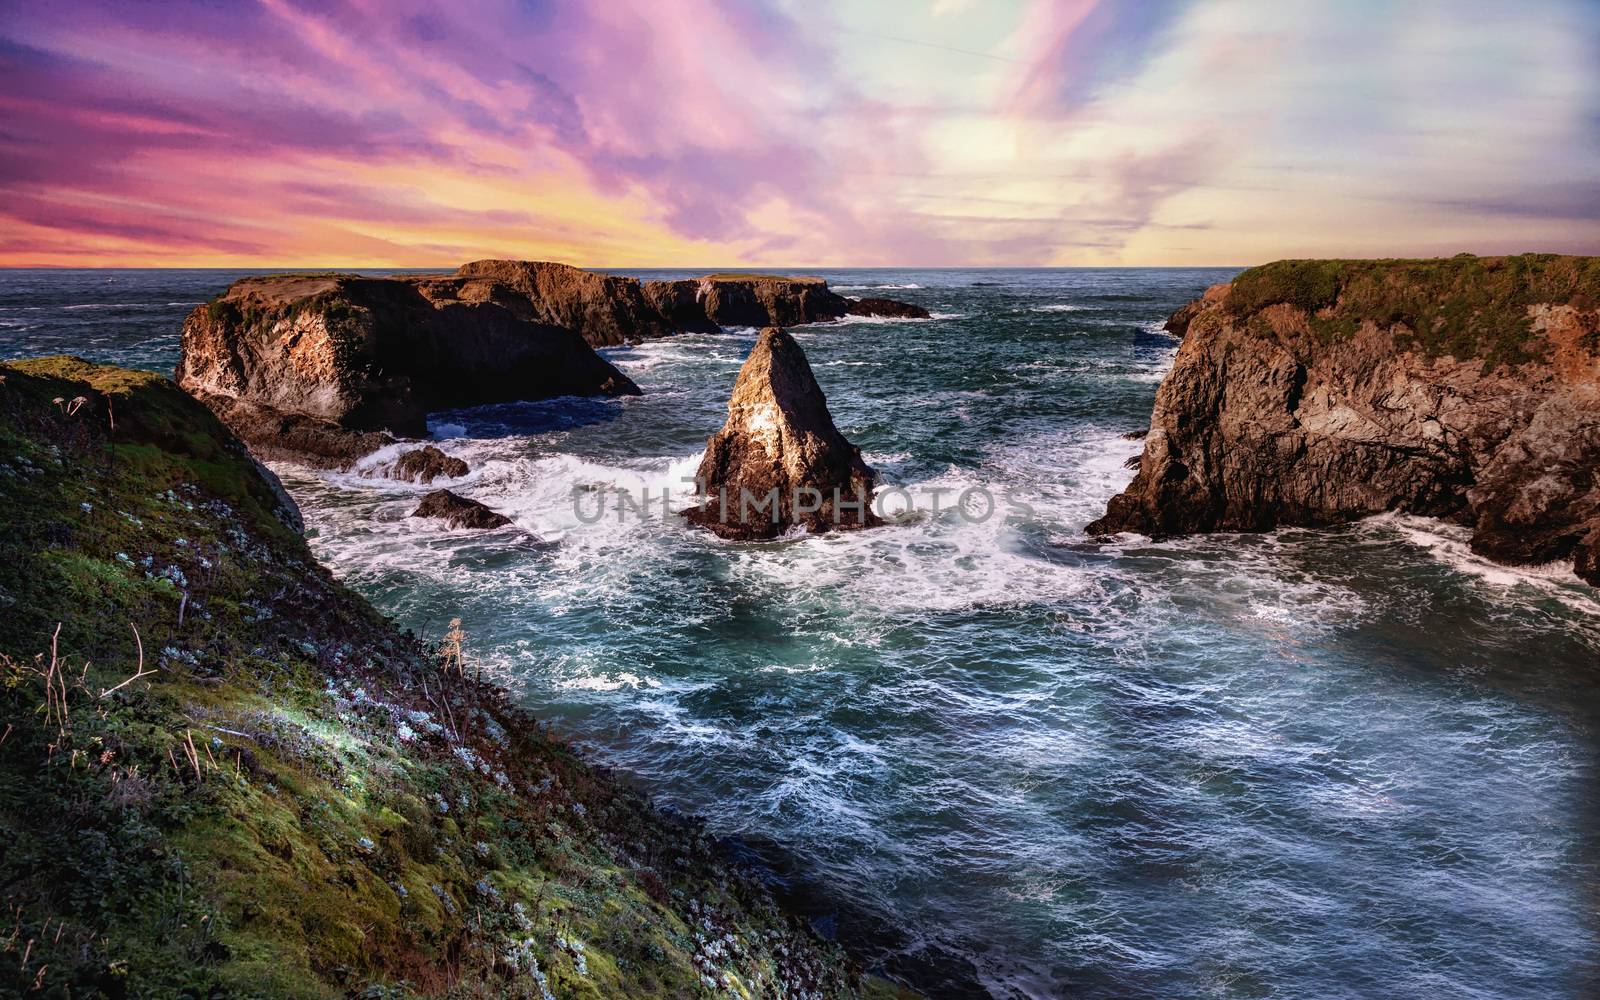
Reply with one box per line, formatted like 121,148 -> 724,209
0,356 -> 901,998
1088,254 -> 1600,585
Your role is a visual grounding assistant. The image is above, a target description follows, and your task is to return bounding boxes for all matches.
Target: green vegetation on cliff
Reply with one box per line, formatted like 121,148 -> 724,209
1225,253 -> 1600,367
0,357 -> 898,999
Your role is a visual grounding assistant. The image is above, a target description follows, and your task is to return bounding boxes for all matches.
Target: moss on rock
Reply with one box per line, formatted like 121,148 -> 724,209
1225,253 -> 1600,368
0,357 -> 896,998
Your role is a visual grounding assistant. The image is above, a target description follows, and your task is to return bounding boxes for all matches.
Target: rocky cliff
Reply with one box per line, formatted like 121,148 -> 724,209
1089,254 -> 1600,585
653,274 -> 850,328
0,356 -> 902,998
640,274 -> 929,329
685,327 -> 880,540
177,271 -> 640,467
455,259 -> 677,346
180,263 -> 923,468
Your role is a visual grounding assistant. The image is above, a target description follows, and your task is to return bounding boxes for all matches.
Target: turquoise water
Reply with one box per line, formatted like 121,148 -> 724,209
4,269 -> 1599,998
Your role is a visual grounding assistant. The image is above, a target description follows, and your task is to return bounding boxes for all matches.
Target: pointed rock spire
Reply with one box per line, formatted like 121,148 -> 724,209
684,327 -> 880,540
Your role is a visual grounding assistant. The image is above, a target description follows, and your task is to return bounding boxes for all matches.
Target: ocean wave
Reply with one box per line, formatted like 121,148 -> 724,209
1358,513 -> 1600,624
823,311 -> 964,327
60,302 -> 188,311
265,269 -> 1600,1000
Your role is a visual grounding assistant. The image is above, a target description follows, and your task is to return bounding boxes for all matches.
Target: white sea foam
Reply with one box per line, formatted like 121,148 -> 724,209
263,271 -> 1600,1000
60,302 -> 178,310
833,282 -> 922,290
822,311 -> 964,327
1360,513 -> 1600,619
1031,304 -> 1096,313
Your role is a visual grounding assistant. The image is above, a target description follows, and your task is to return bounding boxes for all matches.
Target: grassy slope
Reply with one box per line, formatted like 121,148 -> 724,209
1223,253 -> 1600,368
0,357 -> 908,999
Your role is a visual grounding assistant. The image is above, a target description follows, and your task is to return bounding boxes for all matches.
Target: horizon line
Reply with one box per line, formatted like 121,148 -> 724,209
0,263 -> 1255,272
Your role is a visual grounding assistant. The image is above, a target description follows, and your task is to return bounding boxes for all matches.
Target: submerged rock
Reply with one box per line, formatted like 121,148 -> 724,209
684,327 -> 879,540
178,271 -> 640,468
393,445 -> 469,484
846,297 -> 931,319
1089,254 -> 1600,586
410,489 -> 513,530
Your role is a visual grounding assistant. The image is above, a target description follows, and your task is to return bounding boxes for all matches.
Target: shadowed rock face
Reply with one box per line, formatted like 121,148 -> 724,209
1089,254 -> 1600,586
641,279 -> 722,333
394,445 -> 469,484
410,489 -> 513,529
178,271 -> 640,468
684,327 -> 879,540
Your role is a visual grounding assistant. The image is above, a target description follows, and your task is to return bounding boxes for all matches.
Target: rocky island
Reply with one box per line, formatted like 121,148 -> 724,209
177,268 -> 642,468
685,327 -> 880,540
1090,254 -> 1600,585
179,262 -> 924,468
0,356 -> 908,998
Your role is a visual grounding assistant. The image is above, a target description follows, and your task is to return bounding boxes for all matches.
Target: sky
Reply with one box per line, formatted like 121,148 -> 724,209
1,0 -> 1597,267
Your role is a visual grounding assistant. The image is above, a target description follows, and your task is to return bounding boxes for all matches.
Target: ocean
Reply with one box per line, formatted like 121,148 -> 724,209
3,267 -> 1598,999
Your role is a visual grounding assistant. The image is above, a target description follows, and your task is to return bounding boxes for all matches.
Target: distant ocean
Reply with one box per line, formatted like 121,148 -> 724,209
4,267 -> 1599,999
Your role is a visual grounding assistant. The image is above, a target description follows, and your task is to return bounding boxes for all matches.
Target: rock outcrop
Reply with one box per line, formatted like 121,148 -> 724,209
393,445 -> 469,484
410,488 -> 514,529
684,327 -> 879,540
640,275 -> 860,329
178,262 -> 923,469
178,271 -> 640,468
846,297 -> 931,319
454,259 -> 677,346
1088,254 -> 1600,585
640,279 -> 723,334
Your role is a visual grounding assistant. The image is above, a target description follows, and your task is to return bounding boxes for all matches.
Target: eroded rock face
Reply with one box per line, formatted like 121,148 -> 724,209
684,327 -> 879,540
640,279 -> 721,334
410,489 -> 513,529
1089,254 -> 1600,585
178,272 -> 640,468
394,445 -> 469,484
642,275 -> 857,329
454,259 -> 676,347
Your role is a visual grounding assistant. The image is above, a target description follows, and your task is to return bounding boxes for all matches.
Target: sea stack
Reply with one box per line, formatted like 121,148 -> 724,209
1088,254 -> 1600,586
684,327 -> 880,540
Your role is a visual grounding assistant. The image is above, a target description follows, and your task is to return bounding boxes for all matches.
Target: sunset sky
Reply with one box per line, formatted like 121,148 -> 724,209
2,0 -> 1597,268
